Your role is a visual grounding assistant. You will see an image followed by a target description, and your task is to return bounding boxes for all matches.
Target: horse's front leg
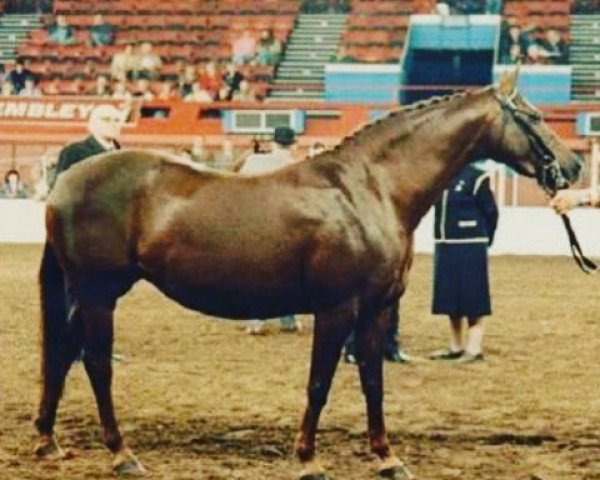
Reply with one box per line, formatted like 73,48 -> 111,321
356,304 -> 414,479
294,301 -> 356,480
80,303 -> 145,476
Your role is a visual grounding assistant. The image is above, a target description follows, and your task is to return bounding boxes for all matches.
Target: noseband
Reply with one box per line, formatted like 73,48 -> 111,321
495,92 -> 567,195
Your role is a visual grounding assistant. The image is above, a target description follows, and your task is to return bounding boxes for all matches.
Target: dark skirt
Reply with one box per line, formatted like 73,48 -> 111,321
432,242 -> 491,317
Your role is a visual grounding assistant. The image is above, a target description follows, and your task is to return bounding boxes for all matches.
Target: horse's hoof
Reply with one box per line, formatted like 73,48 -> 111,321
33,435 -> 63,459
379,464 -> 415,479
113,448 -> 146,476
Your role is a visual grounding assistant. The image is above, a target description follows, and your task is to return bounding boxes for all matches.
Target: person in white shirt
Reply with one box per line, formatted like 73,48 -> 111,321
238,127 -> 303,335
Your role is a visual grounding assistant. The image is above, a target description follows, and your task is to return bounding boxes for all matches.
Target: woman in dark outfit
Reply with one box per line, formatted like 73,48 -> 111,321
430,162 -> 498,364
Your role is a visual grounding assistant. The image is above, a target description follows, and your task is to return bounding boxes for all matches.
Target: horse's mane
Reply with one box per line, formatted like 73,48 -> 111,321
325,86 -> 492,156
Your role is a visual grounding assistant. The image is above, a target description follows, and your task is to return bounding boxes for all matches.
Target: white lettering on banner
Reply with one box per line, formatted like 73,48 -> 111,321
76,104 -> 96,120
0,101 -> 133,123
4,102 -> 28,117
44,103 -> 60,119
28,103 -> 46,118
59,103 -> 77,119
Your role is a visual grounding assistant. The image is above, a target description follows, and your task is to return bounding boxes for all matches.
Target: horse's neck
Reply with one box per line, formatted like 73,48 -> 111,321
370,94 -> 494,231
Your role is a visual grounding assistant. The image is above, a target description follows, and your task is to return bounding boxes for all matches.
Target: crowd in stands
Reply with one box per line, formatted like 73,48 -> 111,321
571,0 -> 600,13
499,21 -> 569,65
0,6 -> 295,100
301,0 -> 351,13
2,0 -> 52,13
0,56 -> 266,102
440,0 -> 502,14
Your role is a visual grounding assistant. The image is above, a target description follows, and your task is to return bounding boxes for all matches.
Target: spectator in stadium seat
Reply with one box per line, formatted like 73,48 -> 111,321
5,58 -> 34,94
539,29 -> 569,65
19,77 -> 42,96
1,80 -> 15,96
255,29 -> 282,66
231,30 -> 257,65
157,81 -> 179,101
222,63 -> 244,100
0,169 -> 29,199
110,44 -> 138,82
89,14 -> 115,47
183,81 -> 213,102
61,77 -> 85,96
231,79 -> 257,102
112,80 -> 132,101
138,42 -> 163,80
89,75 -> 112,97
199,61 -> 223,100
178,64 -> 197,98
499,24 -> 531,65
131,78 -> 155,102
429,162 -> 498,364
48,15 -> 76,45
42,78 -> 60,95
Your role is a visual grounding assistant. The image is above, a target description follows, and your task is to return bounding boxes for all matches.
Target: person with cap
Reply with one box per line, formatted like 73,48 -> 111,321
429,161 -> 498,364
53,104 -> 125,187
238,126 -> 303,335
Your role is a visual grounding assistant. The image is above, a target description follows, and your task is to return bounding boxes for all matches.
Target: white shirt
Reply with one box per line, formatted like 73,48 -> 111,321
239,146 -> 294,175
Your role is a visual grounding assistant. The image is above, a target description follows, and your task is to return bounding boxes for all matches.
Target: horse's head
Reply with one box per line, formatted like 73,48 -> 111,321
489,69 -> 582,194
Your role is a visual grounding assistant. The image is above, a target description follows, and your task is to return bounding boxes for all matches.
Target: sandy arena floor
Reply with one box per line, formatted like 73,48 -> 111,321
1,244 -> 599,480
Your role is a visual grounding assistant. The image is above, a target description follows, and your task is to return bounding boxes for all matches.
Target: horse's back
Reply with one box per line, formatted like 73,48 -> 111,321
46,151 -> 215,271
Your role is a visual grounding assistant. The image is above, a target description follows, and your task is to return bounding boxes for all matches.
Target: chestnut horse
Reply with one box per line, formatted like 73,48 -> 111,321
34,71 -> 580,479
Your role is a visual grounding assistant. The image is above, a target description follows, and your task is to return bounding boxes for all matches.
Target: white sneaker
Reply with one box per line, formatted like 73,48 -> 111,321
246,324 -> 266,335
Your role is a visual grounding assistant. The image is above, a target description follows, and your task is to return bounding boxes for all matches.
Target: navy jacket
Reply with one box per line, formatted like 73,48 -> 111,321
52,135 -> 120,188
434,165 -> 499,245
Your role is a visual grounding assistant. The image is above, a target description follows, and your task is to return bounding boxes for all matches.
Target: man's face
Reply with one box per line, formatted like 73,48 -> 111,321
91,111 -> 124,141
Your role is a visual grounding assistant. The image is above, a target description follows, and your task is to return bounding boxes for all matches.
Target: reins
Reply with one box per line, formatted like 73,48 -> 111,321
495,91 -> 597,274
560,213 -> 598,274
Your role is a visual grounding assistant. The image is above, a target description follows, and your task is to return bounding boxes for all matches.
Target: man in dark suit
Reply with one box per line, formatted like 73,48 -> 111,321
53,104 -> 125,186
343,304 -> 411,365
53,104 -> 126,360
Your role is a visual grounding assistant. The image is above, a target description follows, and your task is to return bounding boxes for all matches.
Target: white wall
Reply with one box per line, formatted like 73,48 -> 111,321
416,207 -> 600,256
2,201 -> 600,257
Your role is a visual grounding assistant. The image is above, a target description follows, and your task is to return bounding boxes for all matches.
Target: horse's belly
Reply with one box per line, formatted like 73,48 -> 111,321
155,283 -> 333,319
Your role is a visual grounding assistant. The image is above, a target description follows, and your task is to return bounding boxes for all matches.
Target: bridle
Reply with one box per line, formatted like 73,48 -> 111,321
495,90 -> 597,274
494,90 -> 568,196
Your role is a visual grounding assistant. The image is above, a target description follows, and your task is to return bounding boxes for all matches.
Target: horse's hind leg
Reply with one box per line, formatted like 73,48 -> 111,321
294,301 -> 356,480
34,303 -> 85,458
80,301 -> 145,476
356,305 -> 413,479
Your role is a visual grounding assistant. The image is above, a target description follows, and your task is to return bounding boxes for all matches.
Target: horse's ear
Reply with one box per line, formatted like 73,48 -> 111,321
498,66 -> 520,97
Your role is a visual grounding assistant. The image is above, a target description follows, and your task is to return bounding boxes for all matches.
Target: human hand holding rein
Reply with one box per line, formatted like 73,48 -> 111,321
550,189 -> 598,214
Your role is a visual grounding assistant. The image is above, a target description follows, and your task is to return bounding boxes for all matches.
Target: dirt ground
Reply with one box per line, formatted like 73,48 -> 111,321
1,244 -> 599,480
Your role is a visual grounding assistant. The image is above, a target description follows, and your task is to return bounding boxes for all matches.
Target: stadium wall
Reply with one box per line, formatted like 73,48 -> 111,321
4,200 -> 600,257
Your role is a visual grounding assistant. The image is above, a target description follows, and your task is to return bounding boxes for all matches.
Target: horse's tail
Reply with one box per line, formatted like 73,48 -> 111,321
39,241 -> 67,380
